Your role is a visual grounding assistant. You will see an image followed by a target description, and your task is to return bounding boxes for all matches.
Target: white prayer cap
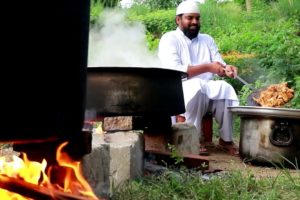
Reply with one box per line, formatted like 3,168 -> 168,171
176,1 -> 200,15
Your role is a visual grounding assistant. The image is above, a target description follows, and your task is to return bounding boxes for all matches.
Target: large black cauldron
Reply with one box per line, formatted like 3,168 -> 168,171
0,0 -> 90,143
86,67 -> 186,117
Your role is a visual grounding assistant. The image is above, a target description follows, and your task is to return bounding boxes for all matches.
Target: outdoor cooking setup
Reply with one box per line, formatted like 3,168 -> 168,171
229,82 -> 300,167
86,66 -> 209,169
1,0 -> 208,198
86,66 -> 185,131
229,106 -> 300,167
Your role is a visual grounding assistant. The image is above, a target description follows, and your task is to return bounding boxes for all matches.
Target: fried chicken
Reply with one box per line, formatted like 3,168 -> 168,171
253,82 -> 294,107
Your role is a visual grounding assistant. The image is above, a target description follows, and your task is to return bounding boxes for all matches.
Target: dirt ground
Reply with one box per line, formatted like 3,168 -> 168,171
204,142 -> 299,178
1,143 -> 299,179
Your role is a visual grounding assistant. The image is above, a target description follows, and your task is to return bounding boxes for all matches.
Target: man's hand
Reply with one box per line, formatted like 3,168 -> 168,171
187,62 -> 238,79
210,62 -> 226,77
224,65 -> 238,78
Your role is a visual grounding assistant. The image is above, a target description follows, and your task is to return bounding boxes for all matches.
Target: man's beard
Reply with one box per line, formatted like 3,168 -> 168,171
182,25 -> 200,40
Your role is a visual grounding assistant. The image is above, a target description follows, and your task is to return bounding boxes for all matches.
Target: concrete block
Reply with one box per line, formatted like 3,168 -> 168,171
170,123 -> 200,155
82,131 -> 144,199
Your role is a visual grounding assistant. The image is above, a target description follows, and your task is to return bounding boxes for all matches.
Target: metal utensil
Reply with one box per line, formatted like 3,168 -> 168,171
235,75 -> 255,90
224,66 -> 254,90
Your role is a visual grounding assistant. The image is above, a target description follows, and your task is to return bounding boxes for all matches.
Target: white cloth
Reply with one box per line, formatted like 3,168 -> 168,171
176,1 -> 200,15
185,92 -> 235,142
182,78 -> 239,107
158,28 -> 239,141
158,28 -> 239,106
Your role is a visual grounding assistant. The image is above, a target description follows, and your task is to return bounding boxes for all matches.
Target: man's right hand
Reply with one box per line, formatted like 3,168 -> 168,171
224,65 -> 238,78
210,62 -> 226,77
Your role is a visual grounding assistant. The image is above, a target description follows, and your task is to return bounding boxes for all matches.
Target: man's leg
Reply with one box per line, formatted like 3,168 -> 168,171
185,92 -> 210,155
211,99 -> 234,142
185,91 -> 210,134
211,99 -> 239,156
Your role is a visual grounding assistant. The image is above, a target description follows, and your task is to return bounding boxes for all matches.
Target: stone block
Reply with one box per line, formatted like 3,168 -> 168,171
81,131 -> 144,199
170,123 -> 200,155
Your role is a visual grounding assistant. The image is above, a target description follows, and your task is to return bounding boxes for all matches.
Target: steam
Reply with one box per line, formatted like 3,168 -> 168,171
88,10 -> 161,68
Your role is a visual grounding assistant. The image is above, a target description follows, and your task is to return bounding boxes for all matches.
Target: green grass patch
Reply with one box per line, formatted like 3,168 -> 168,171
112,168 -> 300,200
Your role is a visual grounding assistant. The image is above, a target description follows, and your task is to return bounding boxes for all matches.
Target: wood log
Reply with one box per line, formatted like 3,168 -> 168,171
0,174 -> 97,200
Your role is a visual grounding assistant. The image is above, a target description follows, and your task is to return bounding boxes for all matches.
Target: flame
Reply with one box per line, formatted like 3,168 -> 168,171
0,142 -> 98,200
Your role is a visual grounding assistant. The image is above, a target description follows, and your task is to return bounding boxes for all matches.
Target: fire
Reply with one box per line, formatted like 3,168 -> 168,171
0,142 -> 98,200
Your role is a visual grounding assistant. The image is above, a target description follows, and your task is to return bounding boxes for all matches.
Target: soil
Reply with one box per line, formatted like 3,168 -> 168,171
1,143 -> 298,179
204,141 -> 299,178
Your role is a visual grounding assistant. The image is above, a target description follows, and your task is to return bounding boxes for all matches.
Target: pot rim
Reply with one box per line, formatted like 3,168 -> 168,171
228,106 -> 300,119
87,66 -> 188,79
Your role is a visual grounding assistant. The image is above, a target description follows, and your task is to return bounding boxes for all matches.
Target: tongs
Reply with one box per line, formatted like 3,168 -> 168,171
224,66 -> 257,105
235,75 -> 255,90
224,66 -> 254,90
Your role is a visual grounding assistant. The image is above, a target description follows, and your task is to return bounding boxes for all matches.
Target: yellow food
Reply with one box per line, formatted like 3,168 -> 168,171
253,82 -> 294,107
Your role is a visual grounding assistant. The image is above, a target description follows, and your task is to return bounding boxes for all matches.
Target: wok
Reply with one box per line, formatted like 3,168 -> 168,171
247,83 -> 294,107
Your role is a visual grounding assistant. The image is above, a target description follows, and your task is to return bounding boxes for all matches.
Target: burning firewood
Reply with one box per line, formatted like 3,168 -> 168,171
0,142 -> 99,200
0,174 -> 94,200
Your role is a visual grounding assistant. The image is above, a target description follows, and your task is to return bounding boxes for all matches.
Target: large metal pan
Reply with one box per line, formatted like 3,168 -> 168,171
86,67 -> 187,117
247,87 -> 266,106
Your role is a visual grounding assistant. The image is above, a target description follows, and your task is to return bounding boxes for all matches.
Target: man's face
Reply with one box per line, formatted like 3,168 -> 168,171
176,13 -> 200,39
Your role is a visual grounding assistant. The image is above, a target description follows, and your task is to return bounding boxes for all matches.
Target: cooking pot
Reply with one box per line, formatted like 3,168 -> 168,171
86,67 -> 187,117
0,0 -> 90,143
229,106 -> 300,166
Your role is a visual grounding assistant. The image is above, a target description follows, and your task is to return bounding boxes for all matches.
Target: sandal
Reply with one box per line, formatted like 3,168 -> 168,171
199,145 -> 209,156
217,139 -> 239,157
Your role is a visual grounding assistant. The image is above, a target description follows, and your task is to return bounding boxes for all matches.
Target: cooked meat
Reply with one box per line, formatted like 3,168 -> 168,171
253,82 -> 294,107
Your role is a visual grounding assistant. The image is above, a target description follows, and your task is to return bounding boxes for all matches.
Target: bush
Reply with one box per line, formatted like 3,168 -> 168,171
141,0 -> 182,10
127,9 -> 177,37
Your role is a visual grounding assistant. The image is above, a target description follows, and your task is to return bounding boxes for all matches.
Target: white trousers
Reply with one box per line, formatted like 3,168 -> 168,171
185,91 -> 234,142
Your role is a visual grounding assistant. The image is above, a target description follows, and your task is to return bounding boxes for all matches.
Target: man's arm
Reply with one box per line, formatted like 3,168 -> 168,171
158,33 -> 189,72
207,35 -> 238,78
158,32 -> 237,79
187,62 -> 226,79
159,34 -> 226,78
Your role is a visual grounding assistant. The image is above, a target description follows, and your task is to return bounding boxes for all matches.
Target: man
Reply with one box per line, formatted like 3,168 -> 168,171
158,0 -> 239,156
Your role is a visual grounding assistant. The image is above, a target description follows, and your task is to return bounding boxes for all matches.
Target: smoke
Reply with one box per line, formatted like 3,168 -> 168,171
88,10 -> 161,68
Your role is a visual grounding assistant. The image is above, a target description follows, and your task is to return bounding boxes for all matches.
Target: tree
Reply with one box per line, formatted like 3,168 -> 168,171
246,0 -> 252,12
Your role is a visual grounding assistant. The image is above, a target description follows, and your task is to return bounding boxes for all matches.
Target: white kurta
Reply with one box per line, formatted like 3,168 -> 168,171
158,28 -> 239,142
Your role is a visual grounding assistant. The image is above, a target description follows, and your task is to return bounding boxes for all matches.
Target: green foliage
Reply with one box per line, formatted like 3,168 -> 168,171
94,0 -> 120,7
126,3 -> 152,16
112,169 -> 300,199
127,9 -> 177,36
200,0 -> 244,34
90,0 -> 104,24
146,32 -> 160,51
273,0 -> 300,19
167,143 -> 184,165
141,0 -> 182,10
290,76 -> 300,109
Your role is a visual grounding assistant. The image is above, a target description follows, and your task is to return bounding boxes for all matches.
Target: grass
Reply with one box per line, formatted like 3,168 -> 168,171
111,168 -> 300,200
111,110 -> 300,199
